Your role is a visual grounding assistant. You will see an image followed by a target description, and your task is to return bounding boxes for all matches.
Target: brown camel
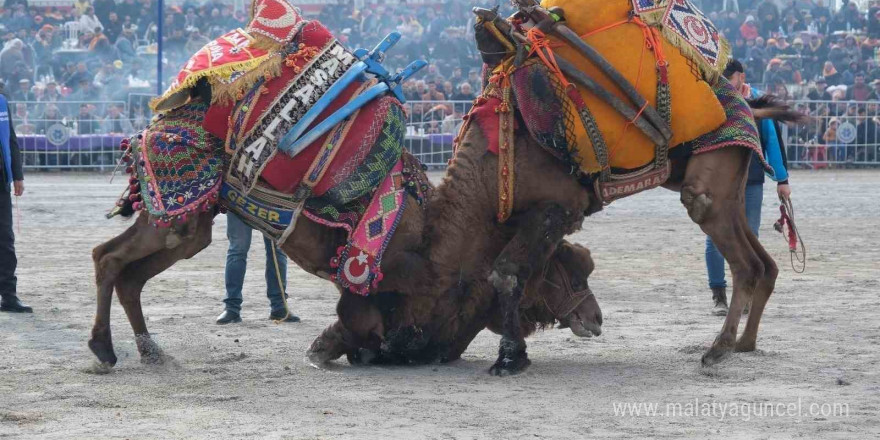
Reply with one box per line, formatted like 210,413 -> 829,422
305,240 -> 601,366
89,133 -> 603,369
398,114 -> 775,375
91,3 -> 785,375
92,83 -> 768,375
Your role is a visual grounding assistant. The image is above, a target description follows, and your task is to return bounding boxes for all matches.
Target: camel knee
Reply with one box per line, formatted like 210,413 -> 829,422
92,244 -> 105,265
680,186 -> 713,224
95,253 -> 127,284
732,259 -> 765,291
337,294 -> 385,343
763,258 -> 779,283
489,258 -> 521,295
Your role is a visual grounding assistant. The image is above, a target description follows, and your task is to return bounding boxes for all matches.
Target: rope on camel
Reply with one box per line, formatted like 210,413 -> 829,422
270,243 -> 293,323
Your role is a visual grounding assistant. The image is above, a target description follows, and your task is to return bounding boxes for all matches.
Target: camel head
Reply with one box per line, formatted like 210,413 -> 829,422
531,242 -> 602,338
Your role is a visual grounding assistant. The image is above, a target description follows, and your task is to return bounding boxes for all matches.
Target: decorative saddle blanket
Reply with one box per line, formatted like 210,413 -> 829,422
119,102 -> 225,225
478,71 -> 766,173
690,76 -> 772,174
518,0 -> 728,174
630,0 -> 729,81
113,0 -> 431,295
150,29 -> 271,112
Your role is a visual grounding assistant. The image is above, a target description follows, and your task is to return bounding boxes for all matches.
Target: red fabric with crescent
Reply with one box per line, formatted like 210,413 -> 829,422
152,29 -> 268,111
247,0 -> 306,44
171,29 -> 266,90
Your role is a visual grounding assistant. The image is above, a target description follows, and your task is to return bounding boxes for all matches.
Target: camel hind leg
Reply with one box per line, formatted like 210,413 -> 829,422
89,212 -> 213,367
736,226 -> 778,352
114,211 -> 214,364
679,147 -> 776,366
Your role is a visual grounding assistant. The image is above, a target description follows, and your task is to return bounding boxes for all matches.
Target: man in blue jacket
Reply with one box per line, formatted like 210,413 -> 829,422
0,91 -> 31,313
707,59 -> 792,316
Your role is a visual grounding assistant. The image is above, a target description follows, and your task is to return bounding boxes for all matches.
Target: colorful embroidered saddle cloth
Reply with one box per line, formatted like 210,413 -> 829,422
520,0 -> 729,173
185,5 -> 418,295
122,102 -> 225,225
115,1 -> 424,295
690,76 -> 772,174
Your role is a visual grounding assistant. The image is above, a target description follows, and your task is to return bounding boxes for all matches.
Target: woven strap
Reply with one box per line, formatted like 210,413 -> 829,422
497,84 -> 516,223
540,258 -> 595,318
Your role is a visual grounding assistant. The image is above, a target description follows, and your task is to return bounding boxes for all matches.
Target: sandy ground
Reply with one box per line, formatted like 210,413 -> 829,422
0,170 -> 878,439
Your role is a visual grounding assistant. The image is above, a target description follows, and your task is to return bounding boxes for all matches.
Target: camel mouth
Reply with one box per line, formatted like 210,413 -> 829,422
570,319 -> 602,338
565,292 -> 603,338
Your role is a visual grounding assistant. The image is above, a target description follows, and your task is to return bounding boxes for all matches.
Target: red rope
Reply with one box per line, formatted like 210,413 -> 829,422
774,198 -> 807,273
526,28 -> 572,89
13,194 -> 21,236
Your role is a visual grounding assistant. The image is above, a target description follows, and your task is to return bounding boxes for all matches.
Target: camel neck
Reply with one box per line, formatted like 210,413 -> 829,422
423,127 -> 500,280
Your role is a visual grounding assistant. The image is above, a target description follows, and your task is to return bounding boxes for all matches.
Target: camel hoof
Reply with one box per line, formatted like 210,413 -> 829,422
135,334 -> 167,365
489,355 -> 531,376
306,337 -> 345,365
88,338 -> 118,367
306,346 -> 333,365
84,361 -> 116,375
735,339 -> 756,353
140,352 -> 168,365
701,345 -> 732,367
346,348 -> 380,365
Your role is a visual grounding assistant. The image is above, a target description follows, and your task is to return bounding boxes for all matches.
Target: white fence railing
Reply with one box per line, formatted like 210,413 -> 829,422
783,100 -> 880,168
13,98 -> 880,171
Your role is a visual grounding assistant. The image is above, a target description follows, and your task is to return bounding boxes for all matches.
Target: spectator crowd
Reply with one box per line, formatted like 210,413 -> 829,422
1,0 -> 879,165
693,0 -> 880,165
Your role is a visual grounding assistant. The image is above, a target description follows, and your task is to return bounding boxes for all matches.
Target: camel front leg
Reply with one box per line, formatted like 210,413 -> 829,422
307,290 -> 386,365
488,202 -> 582,376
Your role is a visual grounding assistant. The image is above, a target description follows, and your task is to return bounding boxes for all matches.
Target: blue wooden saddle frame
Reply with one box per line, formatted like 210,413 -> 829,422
277,32 -> 427,158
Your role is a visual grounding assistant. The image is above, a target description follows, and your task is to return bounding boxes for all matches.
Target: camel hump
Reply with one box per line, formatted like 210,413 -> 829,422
519,0 -> 728,173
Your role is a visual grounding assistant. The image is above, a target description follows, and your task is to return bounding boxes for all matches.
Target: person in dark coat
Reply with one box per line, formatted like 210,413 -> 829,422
0,91 -> 30,313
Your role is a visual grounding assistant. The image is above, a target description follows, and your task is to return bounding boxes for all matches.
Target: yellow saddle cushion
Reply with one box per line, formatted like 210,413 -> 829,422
539,0 -> 727,172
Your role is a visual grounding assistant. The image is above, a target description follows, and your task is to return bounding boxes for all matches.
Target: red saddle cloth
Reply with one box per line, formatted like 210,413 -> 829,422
202,20 -> 392,196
